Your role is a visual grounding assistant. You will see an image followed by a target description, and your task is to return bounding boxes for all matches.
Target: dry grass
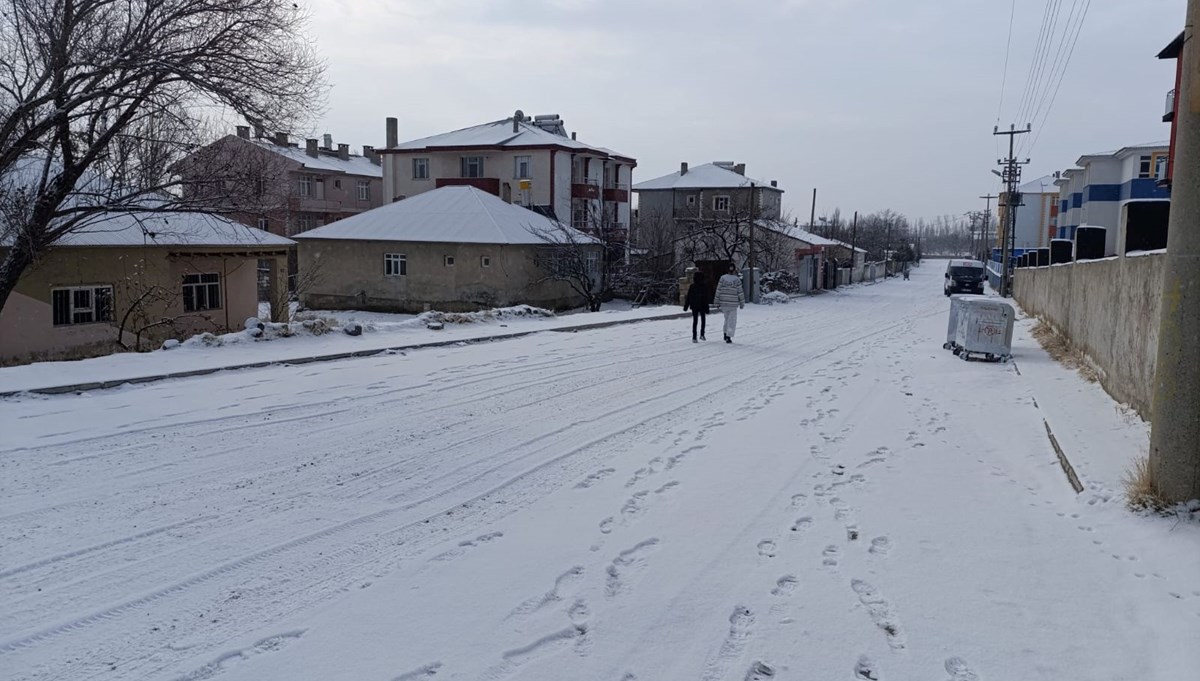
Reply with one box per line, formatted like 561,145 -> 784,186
1030,320 -> 1099,383
1123,456 -> 1170,512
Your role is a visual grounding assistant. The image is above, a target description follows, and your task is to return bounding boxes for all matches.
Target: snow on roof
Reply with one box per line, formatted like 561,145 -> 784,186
292,186 -> 591,246
828,238 -> 867,253
633,163 -> 778,191
388,117 -> 634,162
53,212 -> 294,248
1019,174 -> 1060,194
1078,141 -> 1170,162
1,155 -> 292,249
246,138 -> 382,178
772,222 -> 840,247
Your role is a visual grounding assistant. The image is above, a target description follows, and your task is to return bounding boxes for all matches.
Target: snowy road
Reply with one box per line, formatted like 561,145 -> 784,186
2,264 -> 1198,681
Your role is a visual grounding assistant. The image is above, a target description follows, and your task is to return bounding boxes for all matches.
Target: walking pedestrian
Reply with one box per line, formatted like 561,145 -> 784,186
715,264 -> 746,343
682,271 -> 710,343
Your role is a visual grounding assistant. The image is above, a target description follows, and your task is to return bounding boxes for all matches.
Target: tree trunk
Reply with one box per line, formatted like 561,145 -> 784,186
0,243 -> 36,316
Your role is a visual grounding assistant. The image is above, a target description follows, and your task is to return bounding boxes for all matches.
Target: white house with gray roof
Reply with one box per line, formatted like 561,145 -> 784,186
377,112 -> 635,237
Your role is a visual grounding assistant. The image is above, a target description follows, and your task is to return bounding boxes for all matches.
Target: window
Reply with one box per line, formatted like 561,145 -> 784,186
51,286 -> 113,326
357,180 -> 371,201
461,156 -> 484,178
296,213 -> 314,233
444,255 -> 456,267
384,253 -> 407,277
182,273 -> 221,312
713,195 -> 730,211
686,195 -> 696,206
413,158 -> 429,180
298,174 -> 313,197
257,217 -> 269,231
1151,152 -> 1168,180
514,155 -> 531,179
334,179 -> 342,189
1139,155 -> 1152,178
254,178 -> 265,196
481,255 -> 491,268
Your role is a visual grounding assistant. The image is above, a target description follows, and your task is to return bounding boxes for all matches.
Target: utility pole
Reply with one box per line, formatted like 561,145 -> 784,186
979,194 -> 998,263
1149,0 -> 1200,503
748,182 -> 757,303
850,210 -> 858,283
809,188 -> 817,231
993,124 -> 1031,296
885,217 -> 893,276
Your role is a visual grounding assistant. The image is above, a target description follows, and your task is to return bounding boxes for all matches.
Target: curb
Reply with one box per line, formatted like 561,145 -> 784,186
0,311 -> 690,398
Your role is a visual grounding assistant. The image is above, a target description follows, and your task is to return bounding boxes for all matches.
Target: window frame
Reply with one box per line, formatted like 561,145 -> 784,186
51,285 -> 114,326
357,180 -> 371,201
712,195 -> 731,211
461,156 -> 484,179
384,252 -> 407,277
481,255 -> 492,268
298,174 -> 313,197
686,194 -> 696,207
181,272 -> 222,313
444,255 -> 456,267
256,217 -> 269,231
514,155 -> 532,179
412,158 -> 430,180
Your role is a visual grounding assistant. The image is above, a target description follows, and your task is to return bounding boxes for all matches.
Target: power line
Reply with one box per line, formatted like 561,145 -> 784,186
995,0 -> 1018,124
1013,0 -> 1057,125
1020,0 -> 1067,127
1022,0 -> 1083,142
1024,0 -> 1092,155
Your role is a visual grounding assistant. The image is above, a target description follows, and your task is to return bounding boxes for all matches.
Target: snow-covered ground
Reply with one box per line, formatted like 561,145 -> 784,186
2,263 -> 1197,681
0,303 -> 681,394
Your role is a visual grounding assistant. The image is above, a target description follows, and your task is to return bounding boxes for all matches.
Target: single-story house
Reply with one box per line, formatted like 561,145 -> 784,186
1,212 -> 293,365
292,185 -> 600,313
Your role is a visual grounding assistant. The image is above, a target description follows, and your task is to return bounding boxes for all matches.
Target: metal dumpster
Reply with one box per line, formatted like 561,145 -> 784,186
954,299 -> 1015,362
943,294 -> 989,351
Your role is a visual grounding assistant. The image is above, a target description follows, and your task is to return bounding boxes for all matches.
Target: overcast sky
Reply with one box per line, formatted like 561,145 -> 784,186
302,0 -> 1185,223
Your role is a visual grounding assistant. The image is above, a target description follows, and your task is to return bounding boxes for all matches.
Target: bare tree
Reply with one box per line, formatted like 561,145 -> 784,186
526,221 -> 605,312
0,0 -> 326,313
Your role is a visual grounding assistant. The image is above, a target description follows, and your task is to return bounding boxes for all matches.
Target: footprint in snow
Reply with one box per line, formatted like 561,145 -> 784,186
757,540 -> 777,558
944,657 -> 980,681
790,517 -> 814,534
855,655 -> 881,680
771,575 -> 798,597
869,536 -> 892,556
745,660 -> 776,679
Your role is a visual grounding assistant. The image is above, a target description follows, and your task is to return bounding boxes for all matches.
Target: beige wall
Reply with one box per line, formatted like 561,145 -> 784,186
1014,254 -> 1165,417
297,239 -> 591,313
1,246 -> 267,365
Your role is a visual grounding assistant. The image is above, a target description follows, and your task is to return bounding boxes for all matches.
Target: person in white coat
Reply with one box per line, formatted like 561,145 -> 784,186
714,265 -> 746,343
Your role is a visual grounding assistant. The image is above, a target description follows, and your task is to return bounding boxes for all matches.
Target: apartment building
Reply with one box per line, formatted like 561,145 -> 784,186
377,112 -> 635,236
998,174 -> 1059,250
633,161 -> 784,225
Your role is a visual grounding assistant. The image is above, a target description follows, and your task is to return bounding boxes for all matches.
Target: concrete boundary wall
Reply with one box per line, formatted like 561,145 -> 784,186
1014,253 -> 1166,417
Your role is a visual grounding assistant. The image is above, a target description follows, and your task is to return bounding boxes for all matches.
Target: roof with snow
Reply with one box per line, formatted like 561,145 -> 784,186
1077,141 -> 1170,162
386,115 -> 634,163
1,155 -> 292,249
242,137 -> 382,178
2,211 -> 292,249
768,222 -> 840,247
633,163 -> 779,192
1018,174 -> 1060,195
291,186 -> 593,246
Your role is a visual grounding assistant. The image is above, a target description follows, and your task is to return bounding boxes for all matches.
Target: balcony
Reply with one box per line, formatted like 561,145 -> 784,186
436,177 -> 500,195
571,177 -> 601,200
1164,89 -> 1176,122
603,182 -> 630,203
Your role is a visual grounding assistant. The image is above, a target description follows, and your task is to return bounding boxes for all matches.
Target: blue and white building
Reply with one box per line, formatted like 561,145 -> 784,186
1052,142 -> 1171,256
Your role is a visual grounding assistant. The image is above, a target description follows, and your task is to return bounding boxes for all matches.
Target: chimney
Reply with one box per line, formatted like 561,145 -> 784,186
734,163 -> 746,176
274,131 -> 289,146
337,143 -> 350,161
305,138 -> 319,157
385,117 -> 398,148
571,132 -> 577,140
680,162 -> 688,175
323,133 -> 333,149
235,125 -> 250,139
252,122 -> 265,139
363,145 -> 379,165
770,180 -> 777,188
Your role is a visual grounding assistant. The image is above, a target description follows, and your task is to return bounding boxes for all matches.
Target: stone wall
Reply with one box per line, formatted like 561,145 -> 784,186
1013,253 -> 1166,417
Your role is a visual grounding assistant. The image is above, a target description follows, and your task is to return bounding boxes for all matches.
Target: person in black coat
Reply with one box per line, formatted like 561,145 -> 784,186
683,271 -> 710,342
